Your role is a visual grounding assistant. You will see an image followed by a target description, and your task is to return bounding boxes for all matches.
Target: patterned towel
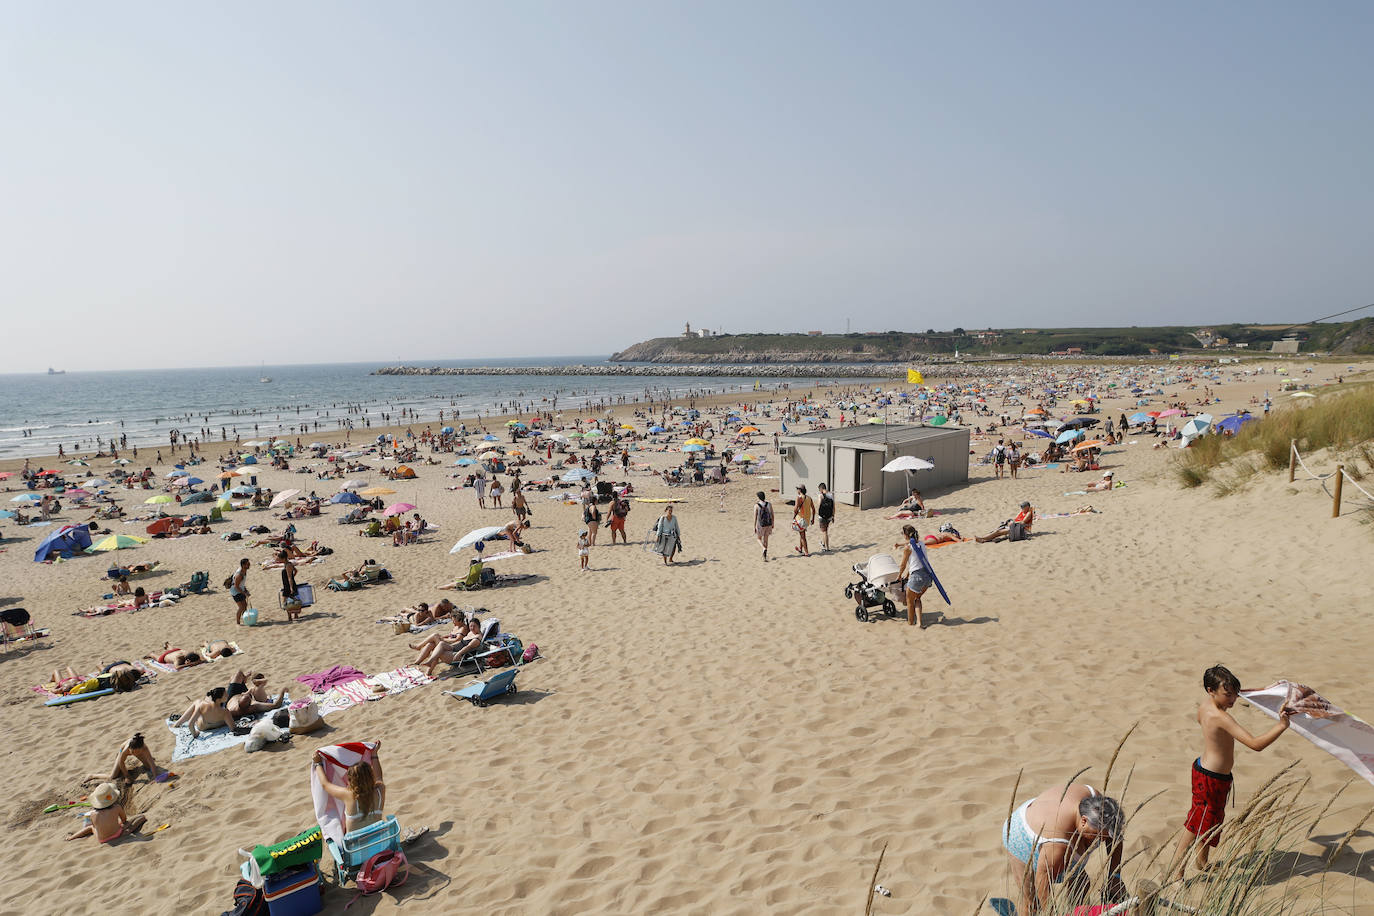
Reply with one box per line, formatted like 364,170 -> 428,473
142,657 -> 179,675
164,694 -> 291,762
314,666 -> 433,717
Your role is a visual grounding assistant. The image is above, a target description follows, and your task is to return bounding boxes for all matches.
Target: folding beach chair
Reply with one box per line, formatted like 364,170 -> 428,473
324,814 -> 402,885
0,608 -> 41,650
444,667 -> 521,707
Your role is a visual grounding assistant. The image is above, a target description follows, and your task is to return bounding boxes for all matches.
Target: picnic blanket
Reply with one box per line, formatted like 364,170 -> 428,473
1241,680 -> 1374,787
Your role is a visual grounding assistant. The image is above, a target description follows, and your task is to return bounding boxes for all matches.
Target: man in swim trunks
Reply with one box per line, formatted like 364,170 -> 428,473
1173,664 -> 1290,876
148,645 -> 204,670
607,493 -> 629,545
225,670 -> 286,718
1002,782 -> 1126,914
66,782 -> 146,843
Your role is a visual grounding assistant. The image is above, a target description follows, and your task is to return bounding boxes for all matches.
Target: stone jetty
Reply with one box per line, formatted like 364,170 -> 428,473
372,363 -> 906,379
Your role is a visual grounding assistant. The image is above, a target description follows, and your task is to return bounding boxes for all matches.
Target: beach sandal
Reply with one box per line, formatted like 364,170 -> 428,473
401,825 -> 431,845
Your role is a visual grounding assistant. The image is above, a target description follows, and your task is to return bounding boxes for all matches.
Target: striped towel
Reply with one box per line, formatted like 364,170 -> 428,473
142,657 -> 179,675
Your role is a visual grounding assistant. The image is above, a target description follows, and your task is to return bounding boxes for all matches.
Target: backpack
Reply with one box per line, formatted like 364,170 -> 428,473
818,494 -> 834,520
758,502 -> 774,527
221,877 -> 266,916
355,849 -> 409,896
1008,521 -> 1027,542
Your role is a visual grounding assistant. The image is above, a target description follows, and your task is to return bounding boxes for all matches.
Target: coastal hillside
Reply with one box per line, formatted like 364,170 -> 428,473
612,318 -> 1374,362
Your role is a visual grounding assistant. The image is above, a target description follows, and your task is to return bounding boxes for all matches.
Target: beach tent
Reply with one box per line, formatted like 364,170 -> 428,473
33,524 -> 93,562
393,466 -> 417,479
561,468 -> 595,482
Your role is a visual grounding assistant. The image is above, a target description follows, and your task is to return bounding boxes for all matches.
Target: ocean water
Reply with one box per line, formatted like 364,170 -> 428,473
0,358 -> 769,459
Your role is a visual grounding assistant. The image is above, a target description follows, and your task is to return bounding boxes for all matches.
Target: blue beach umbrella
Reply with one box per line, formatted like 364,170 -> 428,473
330,491 -> 365,504
1025,429 -> 1053,439
482,434 -> 498,441
1055,429 -> 1086,444
682,443 -> 706,452
1129,412 -> 1150,425
441,426 -> 454,434
649,426 -> 666,433
561,468 -> 595,482
454,458 -> 476,466
229,485 -> 258,496
167,469 -> 189,478
12,493 -> 42,502
1215,413 -> 1256,435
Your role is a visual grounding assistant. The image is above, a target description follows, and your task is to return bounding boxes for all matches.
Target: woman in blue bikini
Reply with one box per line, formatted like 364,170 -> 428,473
1002,782 -> 1126,914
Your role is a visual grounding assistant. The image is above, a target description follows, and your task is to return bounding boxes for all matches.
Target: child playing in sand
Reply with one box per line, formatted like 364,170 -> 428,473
1173,664 -> 1291,876
66,782 -> 146,843
577,528 -> 590,571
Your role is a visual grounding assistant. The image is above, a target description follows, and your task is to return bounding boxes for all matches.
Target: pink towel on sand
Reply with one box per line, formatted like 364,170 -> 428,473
296,665 -> 367,692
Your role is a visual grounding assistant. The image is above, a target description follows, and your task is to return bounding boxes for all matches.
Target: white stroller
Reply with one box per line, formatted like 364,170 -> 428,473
845,553 -> 902,622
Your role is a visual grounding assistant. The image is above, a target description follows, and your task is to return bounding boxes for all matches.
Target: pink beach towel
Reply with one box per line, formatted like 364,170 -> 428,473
296,665 -> 367,692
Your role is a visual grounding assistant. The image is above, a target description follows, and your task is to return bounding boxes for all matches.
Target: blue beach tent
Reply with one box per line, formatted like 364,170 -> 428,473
34,524 -> 93,562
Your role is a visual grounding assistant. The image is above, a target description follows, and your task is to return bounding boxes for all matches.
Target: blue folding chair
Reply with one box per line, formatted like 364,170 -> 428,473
445,667 -> 520,708
325,814 -> 402,885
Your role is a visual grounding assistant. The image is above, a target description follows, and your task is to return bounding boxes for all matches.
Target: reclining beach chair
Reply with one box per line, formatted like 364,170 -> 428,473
445,667 -> 520,707
1,607 -> 41,651
449,560 -> 484,591
180,571 -> 210,594
446,617 -> 511,675
324,814 -> 402,886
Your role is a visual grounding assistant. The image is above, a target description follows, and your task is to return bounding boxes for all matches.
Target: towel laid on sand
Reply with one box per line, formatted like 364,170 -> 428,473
164,695 -> 290,762
314,666 -> 432,717
1241,680 -> 1374,787
296,665 -> 366,692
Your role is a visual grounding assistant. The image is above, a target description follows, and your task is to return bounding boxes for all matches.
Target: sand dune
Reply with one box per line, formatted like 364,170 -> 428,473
3,362 -> 1372,915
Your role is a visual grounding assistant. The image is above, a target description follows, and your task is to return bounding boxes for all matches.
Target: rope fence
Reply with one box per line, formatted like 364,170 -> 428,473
1289,440 -> 1374,517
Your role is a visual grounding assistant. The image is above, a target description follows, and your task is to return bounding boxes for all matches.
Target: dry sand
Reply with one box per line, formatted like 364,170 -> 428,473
3,359 -> 1373,915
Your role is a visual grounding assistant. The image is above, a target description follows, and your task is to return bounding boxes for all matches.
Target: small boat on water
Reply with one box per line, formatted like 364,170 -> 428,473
260,377 -> 273,383
48,367 -> 65,375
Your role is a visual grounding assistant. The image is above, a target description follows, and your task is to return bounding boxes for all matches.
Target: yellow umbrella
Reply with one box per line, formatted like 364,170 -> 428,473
618,424 -> 635,430
145,494 -> 174,504
685,438 -> 709,446
360,486 -> 396,496
88,534 -> 147,551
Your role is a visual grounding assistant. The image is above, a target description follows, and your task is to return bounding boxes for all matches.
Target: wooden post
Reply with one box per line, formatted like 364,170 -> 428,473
1333,465 -> 1344,518
1288,440 -> 1296,482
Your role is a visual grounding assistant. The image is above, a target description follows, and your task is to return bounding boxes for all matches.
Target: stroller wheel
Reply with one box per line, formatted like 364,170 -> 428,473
854,606 -> 868,623
883,598 -> 897,617
843,584 -> 854,599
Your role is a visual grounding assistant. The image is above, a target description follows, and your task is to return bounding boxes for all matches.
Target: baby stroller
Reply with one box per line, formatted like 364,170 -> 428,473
845,553 -> 901,622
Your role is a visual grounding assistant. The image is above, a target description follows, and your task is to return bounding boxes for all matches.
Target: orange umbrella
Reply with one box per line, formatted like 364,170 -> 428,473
1026,408 -> 1047,416
1073,440 -> 1105,452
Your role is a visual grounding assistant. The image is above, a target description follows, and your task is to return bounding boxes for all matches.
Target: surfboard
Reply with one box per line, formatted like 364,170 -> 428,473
911,539 -> 951,605
46,688 -> 114,707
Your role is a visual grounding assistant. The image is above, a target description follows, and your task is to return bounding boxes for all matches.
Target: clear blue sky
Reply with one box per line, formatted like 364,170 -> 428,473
3,2 -> 1372,371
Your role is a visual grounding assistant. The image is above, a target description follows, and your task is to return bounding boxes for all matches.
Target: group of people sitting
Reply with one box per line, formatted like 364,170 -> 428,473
408,613 -> 489,676
170,669 -> 286,738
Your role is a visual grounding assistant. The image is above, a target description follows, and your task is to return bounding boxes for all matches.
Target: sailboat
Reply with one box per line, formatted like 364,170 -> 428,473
259,363 -> 272,383
48,367 -> 65,375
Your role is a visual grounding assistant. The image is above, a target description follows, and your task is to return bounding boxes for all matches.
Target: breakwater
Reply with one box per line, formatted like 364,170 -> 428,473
373,364 -> 905,379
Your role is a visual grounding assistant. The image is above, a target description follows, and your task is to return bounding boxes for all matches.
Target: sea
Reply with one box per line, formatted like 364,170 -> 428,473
0,358 -> 777,460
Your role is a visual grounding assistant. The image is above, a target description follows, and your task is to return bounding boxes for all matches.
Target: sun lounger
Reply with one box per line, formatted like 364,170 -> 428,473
445,667 -> 520,707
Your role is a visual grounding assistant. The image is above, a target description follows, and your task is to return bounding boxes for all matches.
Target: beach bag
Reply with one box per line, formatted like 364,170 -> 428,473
289,699 -> 322,734
250,826 -> 322,878
758,502 -> 773,527
355,849 -> 409,896
223,575 -> 234,588
521,643 -> 540,664
222,877 -> 266,916
1007,522 -> 1027,542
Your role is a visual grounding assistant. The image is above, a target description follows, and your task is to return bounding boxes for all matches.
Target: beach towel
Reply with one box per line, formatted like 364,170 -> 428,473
314,666 -> 433,717
1039,508 -> 1101,519
164,696 -> 289,762
924,537 -> 971,549
312,741 -> 378,848
296,665 -> 366,692
1241,680 -> 1374,787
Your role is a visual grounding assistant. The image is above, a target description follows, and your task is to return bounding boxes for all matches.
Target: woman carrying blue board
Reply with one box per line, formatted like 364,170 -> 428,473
897,524 -> 950,628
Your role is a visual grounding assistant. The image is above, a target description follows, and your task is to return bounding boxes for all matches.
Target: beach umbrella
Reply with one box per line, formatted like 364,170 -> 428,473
929,416 -> 948,426
269,489 -> 302,508
167,469 -> 189,478
68,459 -> 89,467
243,440 -> 267,447
453,458 -> 476,466
147,517 -> 184,536
33,524 -> 93,561
450,526 -> 506,553
1215,414 -> 1256,435
583,429 -> 604,438
240,455 -> 257,464
685,438 -> 709,446
679,420 -> 693,426
84,478 -> 110,488
64,488 -> 93,499
1158,409 -> 1185,418
618,424 -> 635,430
1025,428 -> 1053,439
482,434 -> 498,441
1181,415 -> 1213,439
360,486 -> 395,496
881,456 -> 935,473
507,450 -> 525,457
383,502 -> 417,516
339,479 -> 368,491
1055,429 -> 1086,444
1128,412 -> 1150,425
218,470 -> 242,480
733,453 -> 758,463
228,485 -> 258,496
144,494 -> 174,504
0,472 -> 12,480
110,458 -> 131,466
1072,440 -> 1105,452
561,468 -> 595,482
330,491 -> 365,504
739,426 -> 760,434
310,442 -> 329,449
648,426 -> 666,434
1059,417 -> 1099,430
11,493 -> 42,502
504,419 -> 522,426
546,433 -> 570,442
682,443 -> 705,452
87,534 -> 148,552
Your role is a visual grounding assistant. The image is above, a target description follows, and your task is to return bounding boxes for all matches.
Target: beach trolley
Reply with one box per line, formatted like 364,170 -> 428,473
445,666 -> 521,707
846,553 -> 901,622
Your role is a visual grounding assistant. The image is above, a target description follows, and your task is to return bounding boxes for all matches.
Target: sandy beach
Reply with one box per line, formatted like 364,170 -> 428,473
4,358 -> 1373,916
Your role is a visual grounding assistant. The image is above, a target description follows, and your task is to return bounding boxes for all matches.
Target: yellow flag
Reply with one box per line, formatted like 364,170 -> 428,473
907,369 -> 923,385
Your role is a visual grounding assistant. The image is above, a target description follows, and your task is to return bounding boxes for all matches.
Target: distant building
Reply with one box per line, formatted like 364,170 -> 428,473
1021,329 -> 1039,334
1271,338 -> 1301,354
807,330 -> 823,336
1235,342 -> 1249,349
972,330 -> 1001,341
682,323 -> 698,339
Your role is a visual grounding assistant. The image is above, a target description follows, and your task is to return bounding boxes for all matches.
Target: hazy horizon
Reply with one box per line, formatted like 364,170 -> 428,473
5,2 -> 1373,373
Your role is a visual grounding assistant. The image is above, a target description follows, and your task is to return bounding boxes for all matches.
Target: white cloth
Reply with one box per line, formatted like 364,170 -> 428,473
1241,681 -> 1374,787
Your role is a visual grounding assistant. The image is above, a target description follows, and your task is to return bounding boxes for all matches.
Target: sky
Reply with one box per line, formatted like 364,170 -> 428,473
3,2 -> 1373,371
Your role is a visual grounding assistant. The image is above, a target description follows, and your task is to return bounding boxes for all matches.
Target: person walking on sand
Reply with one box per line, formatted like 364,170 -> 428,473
474,473 -> 487,509
754,491 -> 774,561
583,496 -> 602,546
1172,665 -> 1291,877
816,482 -> 834,551
793,485 -> 815,556
608,491 -> 630,545
896,524 -> 937,628
992,438 -> 1008,479
229,558 -> 251,626
577,527 -> 590,571
651,505 -> 682,565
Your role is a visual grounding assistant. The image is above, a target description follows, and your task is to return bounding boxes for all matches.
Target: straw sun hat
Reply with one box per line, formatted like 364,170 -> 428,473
90,782 -> 120,810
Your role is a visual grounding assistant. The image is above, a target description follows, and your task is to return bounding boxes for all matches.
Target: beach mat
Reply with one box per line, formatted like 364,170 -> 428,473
164,694 -> 292,762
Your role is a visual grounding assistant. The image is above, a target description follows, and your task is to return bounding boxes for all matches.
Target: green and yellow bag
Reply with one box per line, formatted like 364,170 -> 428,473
251,826 -> 321,877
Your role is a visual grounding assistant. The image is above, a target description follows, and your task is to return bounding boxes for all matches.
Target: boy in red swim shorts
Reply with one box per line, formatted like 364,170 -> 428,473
1173,664 -> 1290,876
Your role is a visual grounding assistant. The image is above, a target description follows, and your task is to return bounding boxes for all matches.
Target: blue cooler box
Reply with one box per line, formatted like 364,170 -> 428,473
264,861 -> 322,916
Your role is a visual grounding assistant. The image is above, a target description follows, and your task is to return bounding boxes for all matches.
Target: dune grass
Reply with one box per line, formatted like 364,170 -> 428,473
1175,382 -> 1374,492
